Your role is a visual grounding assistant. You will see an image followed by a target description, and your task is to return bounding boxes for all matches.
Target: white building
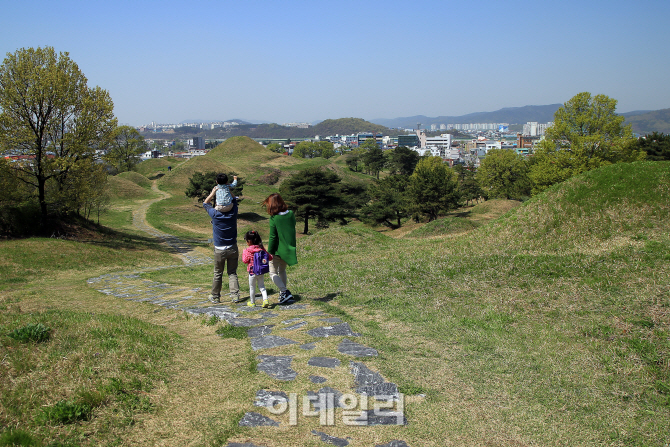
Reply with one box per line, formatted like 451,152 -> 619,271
422,134 -> 453,156
523,122 -> 553,136
485,141 -> 502,152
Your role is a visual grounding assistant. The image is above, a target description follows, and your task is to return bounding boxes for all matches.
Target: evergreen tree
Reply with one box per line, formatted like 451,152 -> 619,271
185,171 -> 243,202
326,182 -> 368,226
386,146 -> 420,176
629,132 -> 670,161
344,150 -> 362,172
360,175 -> 409,228
454,162 -> 484,205
407,157 -> 460,221
360,138 -> 385,179
279,167 -> 342,234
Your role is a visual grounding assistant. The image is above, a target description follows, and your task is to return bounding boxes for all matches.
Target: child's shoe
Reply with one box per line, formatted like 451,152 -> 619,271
262,300 -> 270,308
247,300 -> 255,307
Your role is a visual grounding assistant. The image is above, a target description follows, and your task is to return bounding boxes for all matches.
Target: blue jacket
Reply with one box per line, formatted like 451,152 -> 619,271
204,200 -> 238,247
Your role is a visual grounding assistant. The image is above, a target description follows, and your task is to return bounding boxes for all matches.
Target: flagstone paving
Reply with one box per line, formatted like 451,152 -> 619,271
87,185 -> 410,446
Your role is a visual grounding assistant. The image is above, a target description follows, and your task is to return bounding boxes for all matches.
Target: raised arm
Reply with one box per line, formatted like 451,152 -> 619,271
204,186 -> 217,205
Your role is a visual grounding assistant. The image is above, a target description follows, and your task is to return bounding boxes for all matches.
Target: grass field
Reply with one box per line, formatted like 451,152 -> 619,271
1,149 -> 669,446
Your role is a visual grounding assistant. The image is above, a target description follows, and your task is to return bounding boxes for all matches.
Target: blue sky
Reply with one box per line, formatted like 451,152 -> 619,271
2,0 -> 669,126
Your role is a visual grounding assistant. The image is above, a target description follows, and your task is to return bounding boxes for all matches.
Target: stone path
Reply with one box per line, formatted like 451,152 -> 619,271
87,184 -> 409,447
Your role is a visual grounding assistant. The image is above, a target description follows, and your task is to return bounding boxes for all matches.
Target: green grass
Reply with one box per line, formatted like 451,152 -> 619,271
8,323 -> 51,343
0,309 -> 181,445
478,161 -> 670,252
122,160 -> 670,445
3,157 -> 670,446
107,175 -> 158,201
145,194 -> 211,239
132,157 -> 184,179
0,237 -> 171,291
215,324 -> 248,339
145,137 -> 378,236
404,216 -> 479,238
116,171 -> 153,189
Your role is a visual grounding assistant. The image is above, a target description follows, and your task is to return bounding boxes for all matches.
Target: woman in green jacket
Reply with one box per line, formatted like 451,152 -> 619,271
262,193 -> 297,304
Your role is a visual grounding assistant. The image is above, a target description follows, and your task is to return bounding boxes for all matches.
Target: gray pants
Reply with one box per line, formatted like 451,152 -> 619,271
211,245 -> 240,299
269,255 -> 288,293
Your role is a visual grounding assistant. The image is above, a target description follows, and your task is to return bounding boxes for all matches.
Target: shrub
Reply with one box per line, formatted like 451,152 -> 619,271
8,323 -> 51,343
258,169 -> 281,185
36,400 -> 93,425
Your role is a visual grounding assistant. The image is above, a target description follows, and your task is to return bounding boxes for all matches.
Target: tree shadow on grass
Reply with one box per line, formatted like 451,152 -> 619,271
311,293 -> 339,303
79,226 -> 174,254
238,212 -> 268,223
449,210 -> 472,219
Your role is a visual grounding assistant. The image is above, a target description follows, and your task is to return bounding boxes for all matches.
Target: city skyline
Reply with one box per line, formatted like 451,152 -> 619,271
2,0 -> 669,127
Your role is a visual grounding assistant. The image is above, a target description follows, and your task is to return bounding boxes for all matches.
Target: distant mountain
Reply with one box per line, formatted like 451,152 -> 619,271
163,118 -> 392,140
370,104 -> 563,129
623,108 -> 670,135
180,119 -> 253,125
155,107 -> 670,139
621,110 -> 653,117
226,118 -> 389,139
310,118 -> 389,136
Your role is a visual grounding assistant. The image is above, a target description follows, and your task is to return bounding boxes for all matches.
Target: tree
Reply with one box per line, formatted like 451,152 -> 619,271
407,157 -> 460,221
386,146 -> 420,176
266,142 -> 284,153
292,141 -> 336,159
344,150 -> 362,172
529,92 -> 644,194
628,132 -> 670,161
0,157 -> 37,235
360,138 -> 385,179
185,171 -> 244,202
315,141 -> 336,159
454,162 -> 484,206
476,149 -> 531,200
360,175 -> 409,228
0,47 -> 116,228
54,158 -> 108,219
105,125 -> 147,173
325,181 -> 368,226
170,141 -> 186,152
279,167 -> 342,234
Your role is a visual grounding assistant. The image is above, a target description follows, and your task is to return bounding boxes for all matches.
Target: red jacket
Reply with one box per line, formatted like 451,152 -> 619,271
242,245 -> 273,274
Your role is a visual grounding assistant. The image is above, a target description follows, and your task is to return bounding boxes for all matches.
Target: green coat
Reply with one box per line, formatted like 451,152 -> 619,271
268,210 -> 297,266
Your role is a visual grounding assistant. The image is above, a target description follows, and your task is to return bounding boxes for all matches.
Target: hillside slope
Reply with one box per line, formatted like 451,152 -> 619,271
624,108 -> 670,134
474,161 -> 670,253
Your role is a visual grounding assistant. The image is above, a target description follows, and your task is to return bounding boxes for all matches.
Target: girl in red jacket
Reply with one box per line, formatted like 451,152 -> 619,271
242,230 -> 273,308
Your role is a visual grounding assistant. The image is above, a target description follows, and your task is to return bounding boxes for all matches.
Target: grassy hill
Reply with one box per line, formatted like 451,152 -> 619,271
3,149 -> 669,445
477,161 -> 670,252
285,162 -> 670,445
132,156 -> 183,179
107,175 -> 155,201
144,136 -> 374,239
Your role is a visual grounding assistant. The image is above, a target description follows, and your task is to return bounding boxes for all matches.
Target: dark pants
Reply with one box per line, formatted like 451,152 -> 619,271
211,245 -> 240,299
